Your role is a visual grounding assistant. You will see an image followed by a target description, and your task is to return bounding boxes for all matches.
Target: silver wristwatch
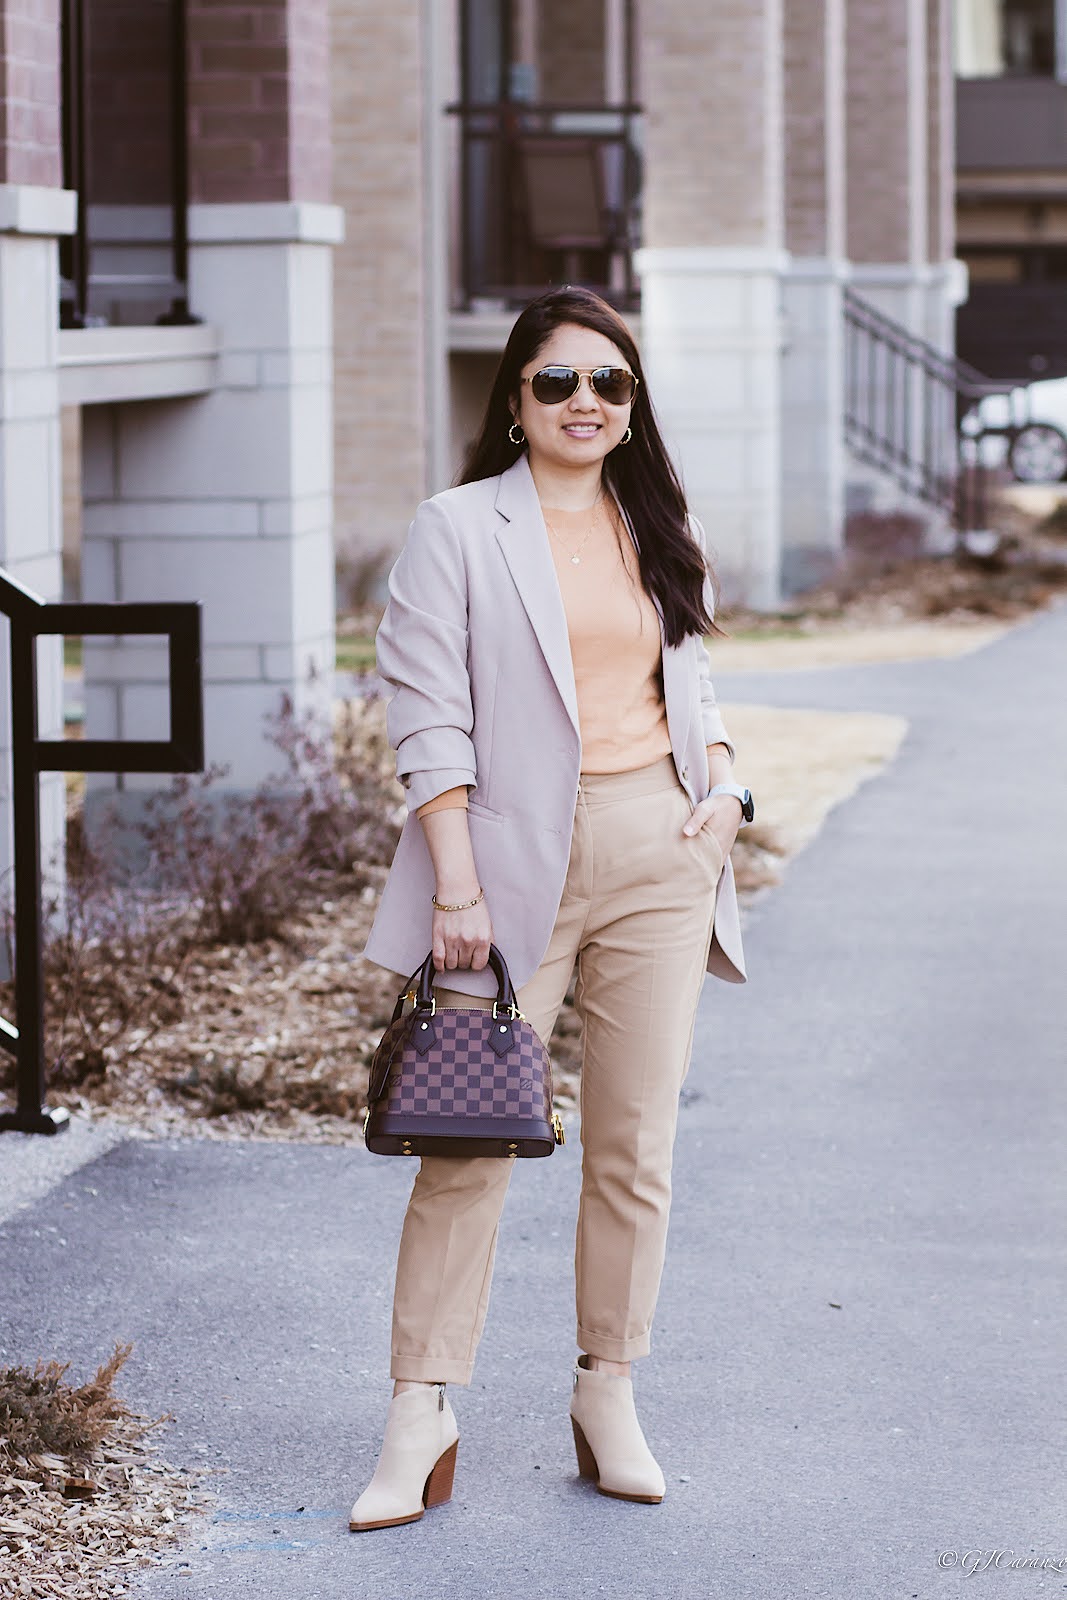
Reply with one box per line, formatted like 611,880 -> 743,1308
708,782 -> 754,826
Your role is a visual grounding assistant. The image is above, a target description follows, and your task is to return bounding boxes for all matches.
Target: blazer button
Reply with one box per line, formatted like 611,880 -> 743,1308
682,764 -> 689,778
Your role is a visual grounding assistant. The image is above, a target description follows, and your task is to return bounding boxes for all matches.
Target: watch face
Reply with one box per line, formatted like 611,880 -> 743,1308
742,789 -> 754,822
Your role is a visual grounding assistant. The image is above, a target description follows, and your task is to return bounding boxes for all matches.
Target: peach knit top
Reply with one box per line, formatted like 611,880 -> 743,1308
416,496 -> 672,819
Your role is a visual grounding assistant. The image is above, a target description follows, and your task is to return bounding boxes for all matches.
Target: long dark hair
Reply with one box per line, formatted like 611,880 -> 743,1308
457,287 -> 720,647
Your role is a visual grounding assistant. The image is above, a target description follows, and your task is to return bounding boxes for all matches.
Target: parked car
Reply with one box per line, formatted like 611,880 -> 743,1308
963,378 -> 1067,484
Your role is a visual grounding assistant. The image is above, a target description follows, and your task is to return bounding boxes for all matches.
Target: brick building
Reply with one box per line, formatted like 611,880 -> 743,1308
0,0 -> 341,908
0,0 -> 961,927
330,0 -> 961,611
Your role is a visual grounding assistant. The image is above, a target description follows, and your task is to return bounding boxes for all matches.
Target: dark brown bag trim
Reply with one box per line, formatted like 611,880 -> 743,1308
365,1131 -> 555,1159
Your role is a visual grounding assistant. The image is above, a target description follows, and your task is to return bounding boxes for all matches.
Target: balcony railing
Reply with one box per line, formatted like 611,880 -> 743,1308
60,0 -> 194,329
447,100 -> 642,312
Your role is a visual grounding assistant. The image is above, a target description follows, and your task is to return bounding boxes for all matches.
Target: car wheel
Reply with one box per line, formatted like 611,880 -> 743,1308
1008,423 -> 1067,483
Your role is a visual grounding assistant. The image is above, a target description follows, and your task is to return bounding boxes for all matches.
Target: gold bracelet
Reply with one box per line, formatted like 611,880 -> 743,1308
431,887 -> 484,912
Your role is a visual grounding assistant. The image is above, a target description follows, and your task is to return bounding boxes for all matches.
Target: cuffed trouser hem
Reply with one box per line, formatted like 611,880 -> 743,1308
577,1326 -> 652,1362
390,1353 -> 475,1387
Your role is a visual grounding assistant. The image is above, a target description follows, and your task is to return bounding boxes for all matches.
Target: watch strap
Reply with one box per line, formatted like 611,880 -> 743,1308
708,782 -> 754,825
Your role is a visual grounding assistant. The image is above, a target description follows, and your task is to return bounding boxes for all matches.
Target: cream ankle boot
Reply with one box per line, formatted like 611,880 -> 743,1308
349,1384 -> 459,1532
569,1356 -> 666,1504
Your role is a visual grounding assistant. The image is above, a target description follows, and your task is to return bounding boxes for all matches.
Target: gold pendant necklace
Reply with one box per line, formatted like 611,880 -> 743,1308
543,492 -> 602,566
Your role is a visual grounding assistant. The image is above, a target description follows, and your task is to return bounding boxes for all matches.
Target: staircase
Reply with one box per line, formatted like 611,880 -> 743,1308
843,287 -> 1013,536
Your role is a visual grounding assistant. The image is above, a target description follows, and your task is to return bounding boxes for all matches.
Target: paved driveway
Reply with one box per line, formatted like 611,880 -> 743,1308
2,604 -> 1065,1599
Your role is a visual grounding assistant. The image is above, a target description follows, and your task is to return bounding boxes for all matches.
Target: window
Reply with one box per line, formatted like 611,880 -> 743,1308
955,0 -> 1064,78
61,0 -> 191,328
453,0 -> 640,310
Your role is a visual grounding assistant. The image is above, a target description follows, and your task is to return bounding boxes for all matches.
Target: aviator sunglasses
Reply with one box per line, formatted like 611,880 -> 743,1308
522,364 -> 639,407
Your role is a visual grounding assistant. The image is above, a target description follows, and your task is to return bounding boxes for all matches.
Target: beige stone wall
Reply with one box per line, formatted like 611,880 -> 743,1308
845,0 -> 913,263
784,0 -> 844,258
638,0 -> 783,248
331,0 -> 427,598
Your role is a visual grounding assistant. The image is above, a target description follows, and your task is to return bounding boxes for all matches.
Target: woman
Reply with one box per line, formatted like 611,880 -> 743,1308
352,286 -> 753,1530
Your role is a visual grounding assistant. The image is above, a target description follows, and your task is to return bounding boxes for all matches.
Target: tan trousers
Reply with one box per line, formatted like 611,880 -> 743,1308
385,754 -> 723,1385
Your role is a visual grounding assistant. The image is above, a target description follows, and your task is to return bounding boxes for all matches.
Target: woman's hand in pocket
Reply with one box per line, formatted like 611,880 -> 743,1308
683,793 -> 742,862
432,896 -> 494,973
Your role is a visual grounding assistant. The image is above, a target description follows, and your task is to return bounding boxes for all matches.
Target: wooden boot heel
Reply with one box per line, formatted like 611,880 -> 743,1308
424,1438 -> 458,1508
571,1417 -> 599,1481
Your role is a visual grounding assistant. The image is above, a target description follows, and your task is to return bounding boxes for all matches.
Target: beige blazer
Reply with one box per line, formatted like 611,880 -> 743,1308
363,453 -> 747,997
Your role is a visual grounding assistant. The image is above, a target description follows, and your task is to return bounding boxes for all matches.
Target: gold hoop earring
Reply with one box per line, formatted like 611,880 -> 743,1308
620,427 -> 633,445
508,421 -> 525,446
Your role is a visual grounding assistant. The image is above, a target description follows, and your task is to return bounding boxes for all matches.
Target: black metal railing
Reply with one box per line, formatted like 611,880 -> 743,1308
60,0 -> 194,328
0,569 -> 203,1135
843,287 -> 1016,532
447,100 -> 642,311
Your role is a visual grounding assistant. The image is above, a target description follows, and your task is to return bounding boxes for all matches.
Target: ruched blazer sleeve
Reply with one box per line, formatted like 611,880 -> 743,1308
374,499 -> 478,814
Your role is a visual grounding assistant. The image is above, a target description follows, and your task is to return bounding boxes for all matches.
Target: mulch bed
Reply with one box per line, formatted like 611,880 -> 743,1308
0,1348 -> 210,1598
717,497 -> 1067,636
6,829 -> 786,1148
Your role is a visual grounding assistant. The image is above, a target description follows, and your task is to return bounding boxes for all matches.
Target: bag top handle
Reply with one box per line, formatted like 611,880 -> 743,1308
390,943 -> 518,1019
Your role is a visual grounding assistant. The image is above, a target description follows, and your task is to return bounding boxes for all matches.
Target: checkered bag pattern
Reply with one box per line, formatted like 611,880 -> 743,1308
372,1008 -> 552,1121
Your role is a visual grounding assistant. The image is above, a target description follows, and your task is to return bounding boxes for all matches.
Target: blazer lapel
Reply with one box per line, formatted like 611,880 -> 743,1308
494,456 -> 581,736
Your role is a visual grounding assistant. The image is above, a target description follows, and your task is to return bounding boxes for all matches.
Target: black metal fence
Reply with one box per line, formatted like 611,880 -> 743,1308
843,287 -> 1015,532
0,569 -> 203,1135
60,0 -> 194,328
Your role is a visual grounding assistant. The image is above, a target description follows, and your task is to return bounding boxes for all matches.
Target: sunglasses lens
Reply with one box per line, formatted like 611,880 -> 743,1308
530,367 -> 580,404
592,367 -> 637,405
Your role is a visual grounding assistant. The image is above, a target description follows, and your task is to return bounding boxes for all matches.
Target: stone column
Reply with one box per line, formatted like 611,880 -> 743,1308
330,1 -> 434,600
0,0 -> 74,926
635,0 -> 787,610
781,0 -> 847,591
81,0 -> 345,832
924,0 -> 962,353
845,0 -> 927,327
845,0 -> 960,345
844,0 -> 958,533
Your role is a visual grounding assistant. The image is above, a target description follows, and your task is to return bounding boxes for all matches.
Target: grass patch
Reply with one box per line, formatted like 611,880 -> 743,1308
334,634 -> 377,675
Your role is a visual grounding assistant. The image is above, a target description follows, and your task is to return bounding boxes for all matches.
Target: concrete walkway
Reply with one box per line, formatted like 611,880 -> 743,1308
2,603 -> 1065,1599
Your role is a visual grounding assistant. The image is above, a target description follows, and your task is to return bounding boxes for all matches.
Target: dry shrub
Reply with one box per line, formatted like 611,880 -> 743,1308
732,822 -> 789,892
721,500 -> 1067,633
0,686 -> 403,1101
0,1344 -> 133,1472
29,823 -> 197,1092
136,684 -> 402,946
0,1345 -> 208,1598
1037,501 -> 1067,540
335,544 -> 391,612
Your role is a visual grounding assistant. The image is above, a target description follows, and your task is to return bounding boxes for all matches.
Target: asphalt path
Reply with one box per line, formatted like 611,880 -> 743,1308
1,603 -> 1065,1599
